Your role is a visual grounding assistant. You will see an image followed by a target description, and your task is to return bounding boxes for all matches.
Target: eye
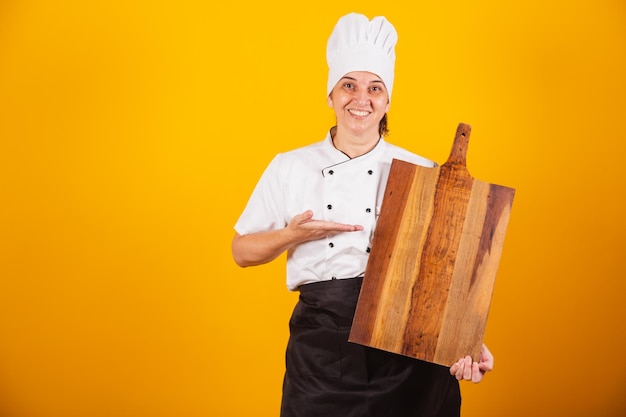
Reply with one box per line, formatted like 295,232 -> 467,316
369,85 -> 383,93
343,82 -> 355,89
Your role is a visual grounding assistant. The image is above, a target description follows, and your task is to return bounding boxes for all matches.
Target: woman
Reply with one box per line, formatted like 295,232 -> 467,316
232,12 -> 493,417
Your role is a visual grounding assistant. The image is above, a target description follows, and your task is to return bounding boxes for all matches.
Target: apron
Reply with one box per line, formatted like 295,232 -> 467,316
280,277 -> 461,417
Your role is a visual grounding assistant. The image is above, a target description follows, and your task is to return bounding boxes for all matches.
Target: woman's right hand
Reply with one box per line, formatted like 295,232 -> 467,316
232,209 -> 362,268
287,209 -> 363,242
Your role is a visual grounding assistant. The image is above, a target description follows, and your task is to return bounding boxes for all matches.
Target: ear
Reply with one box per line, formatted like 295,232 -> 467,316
327,95 -> 333,108
385,100 -> 390,112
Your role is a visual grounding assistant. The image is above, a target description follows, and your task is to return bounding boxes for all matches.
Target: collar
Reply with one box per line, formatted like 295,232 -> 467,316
324,127 -> 386,161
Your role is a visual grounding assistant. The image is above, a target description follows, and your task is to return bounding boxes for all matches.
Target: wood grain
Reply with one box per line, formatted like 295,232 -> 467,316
349,123 -> 515,367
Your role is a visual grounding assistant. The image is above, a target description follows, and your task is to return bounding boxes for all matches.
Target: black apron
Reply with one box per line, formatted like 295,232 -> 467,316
280,277 -> 461,417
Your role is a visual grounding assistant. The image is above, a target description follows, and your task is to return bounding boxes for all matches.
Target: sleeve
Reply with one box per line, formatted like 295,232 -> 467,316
234,153 -> 288,235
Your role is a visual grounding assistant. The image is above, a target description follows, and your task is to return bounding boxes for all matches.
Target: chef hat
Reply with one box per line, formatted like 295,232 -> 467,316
326,12 -> 398,100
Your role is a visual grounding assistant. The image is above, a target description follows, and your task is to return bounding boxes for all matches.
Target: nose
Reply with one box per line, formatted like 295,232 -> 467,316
353,89 -> 370,105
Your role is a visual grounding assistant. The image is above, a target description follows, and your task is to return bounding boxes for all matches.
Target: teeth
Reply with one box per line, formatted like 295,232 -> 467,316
349,109 -> 369,117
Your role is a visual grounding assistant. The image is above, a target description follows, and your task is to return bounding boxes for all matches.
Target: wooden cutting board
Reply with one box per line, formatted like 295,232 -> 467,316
349,123 -> 515,367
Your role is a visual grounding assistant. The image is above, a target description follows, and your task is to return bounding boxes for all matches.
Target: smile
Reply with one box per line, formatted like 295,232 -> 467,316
348,109 -> 370,117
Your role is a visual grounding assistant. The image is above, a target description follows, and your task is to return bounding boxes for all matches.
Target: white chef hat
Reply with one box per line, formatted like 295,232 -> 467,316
326,12 -> 398,100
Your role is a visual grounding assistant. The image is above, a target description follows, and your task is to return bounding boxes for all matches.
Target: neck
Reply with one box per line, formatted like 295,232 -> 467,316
330,126 -> 380,158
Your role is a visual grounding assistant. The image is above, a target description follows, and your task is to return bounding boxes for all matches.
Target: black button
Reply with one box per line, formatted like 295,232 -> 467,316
365,208 -> 371,213
366,247 -> 371,253
327,204 -> 333,210
368,170 -> 373,175
331,276 -> 337,280
329,170 -> 334,175
329,242 -> 334,248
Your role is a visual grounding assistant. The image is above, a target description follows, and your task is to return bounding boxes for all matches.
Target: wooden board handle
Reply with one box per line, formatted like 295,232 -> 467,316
442,123 -> 472,169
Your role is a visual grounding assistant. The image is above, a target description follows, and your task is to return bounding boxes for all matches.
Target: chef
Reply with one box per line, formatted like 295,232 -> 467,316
231,12 -> 493,417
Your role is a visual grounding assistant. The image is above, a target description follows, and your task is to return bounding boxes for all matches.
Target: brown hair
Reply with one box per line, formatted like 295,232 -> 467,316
379,113 -> 389,137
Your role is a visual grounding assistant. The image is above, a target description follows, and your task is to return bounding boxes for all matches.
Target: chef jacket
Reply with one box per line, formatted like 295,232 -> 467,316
234,130 -> 436,291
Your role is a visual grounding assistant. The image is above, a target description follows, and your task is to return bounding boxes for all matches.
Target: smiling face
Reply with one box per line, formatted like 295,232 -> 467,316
328,71 -> 390,140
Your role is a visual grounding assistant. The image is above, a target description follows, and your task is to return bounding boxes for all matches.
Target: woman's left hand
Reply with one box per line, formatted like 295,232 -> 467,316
449,344 -> 494,384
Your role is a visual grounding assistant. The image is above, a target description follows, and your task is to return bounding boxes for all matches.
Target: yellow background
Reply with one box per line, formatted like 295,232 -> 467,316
1,1 -> 625,416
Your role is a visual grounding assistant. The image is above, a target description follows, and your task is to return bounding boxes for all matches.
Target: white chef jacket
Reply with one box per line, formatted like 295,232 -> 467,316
234,130 -> 436,291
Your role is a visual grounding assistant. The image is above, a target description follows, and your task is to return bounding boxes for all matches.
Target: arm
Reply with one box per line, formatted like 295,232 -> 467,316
232,209 -> 363,267
449,344 -> 494,384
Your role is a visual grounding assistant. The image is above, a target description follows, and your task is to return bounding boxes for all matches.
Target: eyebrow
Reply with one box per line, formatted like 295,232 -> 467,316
340,76 -> 384,84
